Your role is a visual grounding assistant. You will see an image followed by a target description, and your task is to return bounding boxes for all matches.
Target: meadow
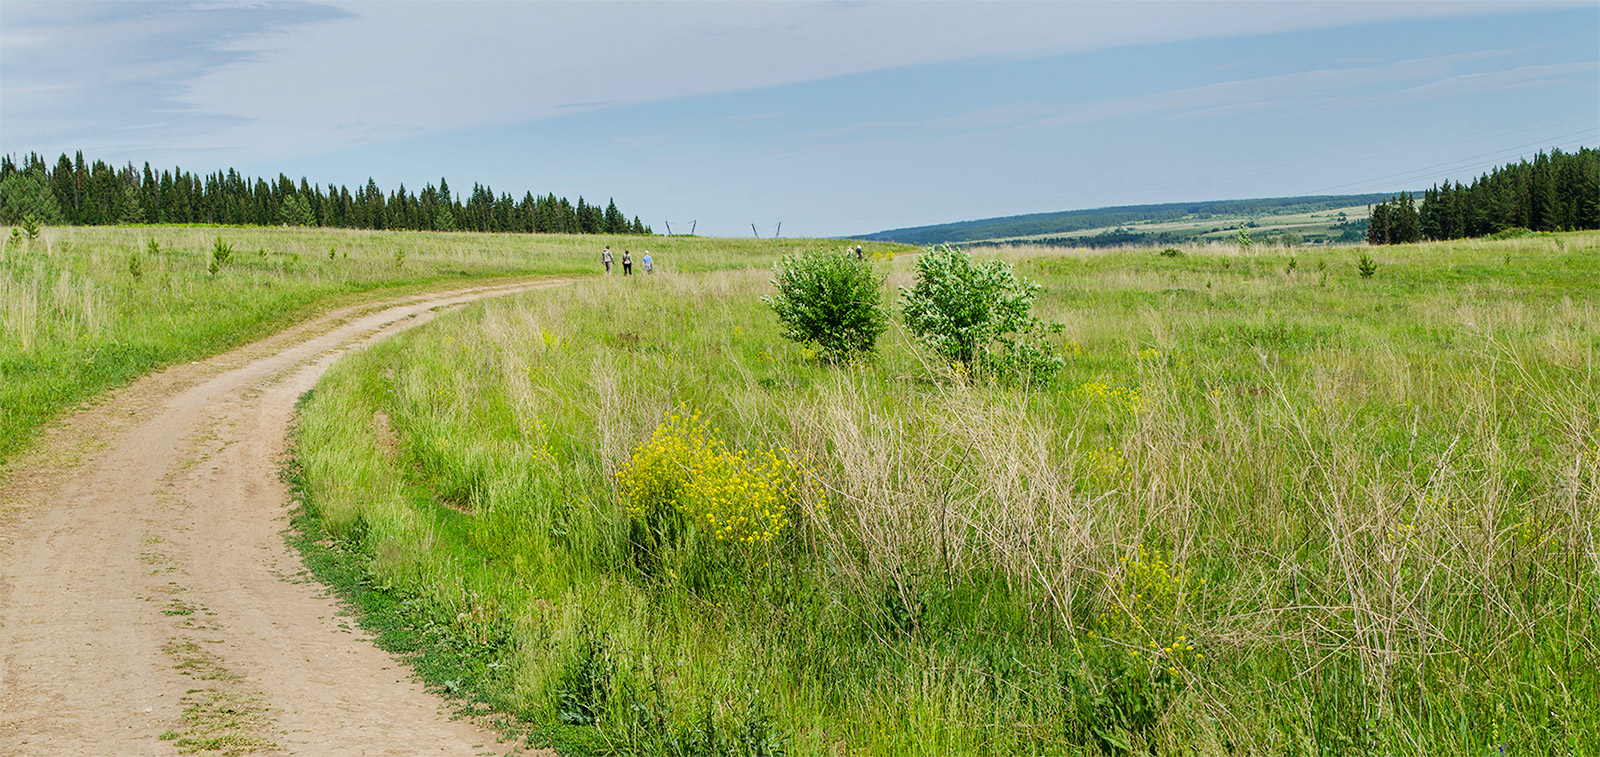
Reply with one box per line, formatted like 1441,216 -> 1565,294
982,203 -> 1371,247
0,224 -> 836,465
293,232 -> 1599,754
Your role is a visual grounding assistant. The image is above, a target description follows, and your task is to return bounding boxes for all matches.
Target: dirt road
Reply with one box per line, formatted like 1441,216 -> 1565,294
0,281 -> 566,756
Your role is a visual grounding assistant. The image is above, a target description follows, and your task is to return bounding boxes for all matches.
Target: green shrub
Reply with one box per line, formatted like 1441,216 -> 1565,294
212,236 -> 233,266
1488,227 -> 1536,240
899,244 -> 1062,382
764,248 -> 888,363
1357,252 -> 1377,278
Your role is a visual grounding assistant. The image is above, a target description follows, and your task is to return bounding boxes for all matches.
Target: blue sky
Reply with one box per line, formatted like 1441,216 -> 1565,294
2,1 -> 1596,238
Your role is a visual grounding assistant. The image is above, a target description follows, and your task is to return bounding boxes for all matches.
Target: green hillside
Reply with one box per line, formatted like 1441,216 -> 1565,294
857,193 -> 1394,246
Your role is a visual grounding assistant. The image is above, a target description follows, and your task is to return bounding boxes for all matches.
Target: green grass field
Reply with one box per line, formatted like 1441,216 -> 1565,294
981,203 -> 1372,247
0,225 -> 884,466
291,232 -> 1599,754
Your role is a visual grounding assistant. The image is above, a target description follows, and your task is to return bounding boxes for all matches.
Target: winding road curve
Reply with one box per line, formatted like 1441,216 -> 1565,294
1,280 -> 566,756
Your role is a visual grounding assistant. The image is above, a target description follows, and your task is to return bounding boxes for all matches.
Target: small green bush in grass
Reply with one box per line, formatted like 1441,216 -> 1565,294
899,244 -> 1062,382
764,248 -> 888,363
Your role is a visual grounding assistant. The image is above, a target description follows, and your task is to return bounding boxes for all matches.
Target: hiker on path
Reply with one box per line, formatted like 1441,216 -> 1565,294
622,250 -> 633,275
642,251 -> 654,273
601,245 -> 613,274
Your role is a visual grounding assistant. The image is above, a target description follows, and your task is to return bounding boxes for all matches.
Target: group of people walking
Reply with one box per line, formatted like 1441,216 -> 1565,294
601,245 -> 653,276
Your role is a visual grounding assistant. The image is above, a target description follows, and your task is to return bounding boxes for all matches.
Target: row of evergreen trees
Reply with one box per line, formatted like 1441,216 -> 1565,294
0,151 -> 651,235
1368,147 -> 1599,245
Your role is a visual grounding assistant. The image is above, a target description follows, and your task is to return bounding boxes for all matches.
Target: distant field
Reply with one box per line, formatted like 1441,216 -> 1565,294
981,202 -> 1373,246
0,225 -> 899,465
294,231 -> 1599,754
860,193 -> 1391,247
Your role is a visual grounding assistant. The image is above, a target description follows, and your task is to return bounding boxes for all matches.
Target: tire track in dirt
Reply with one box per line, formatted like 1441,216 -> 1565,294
0,280 -> 568,756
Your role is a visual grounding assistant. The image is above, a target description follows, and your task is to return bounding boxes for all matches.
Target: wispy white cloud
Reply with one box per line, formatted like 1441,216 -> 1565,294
611,133 -> 672,150
1388,62 -> 1598,98
0,2 -> 346,156
789,49 -> 1566,150
0,0 -> 1560,164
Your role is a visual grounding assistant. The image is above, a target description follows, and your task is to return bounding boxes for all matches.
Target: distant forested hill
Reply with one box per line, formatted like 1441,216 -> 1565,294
857,193 -> 1394,246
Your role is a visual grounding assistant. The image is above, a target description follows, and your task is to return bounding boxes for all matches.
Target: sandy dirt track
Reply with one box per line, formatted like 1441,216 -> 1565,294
0,281 -> 567,756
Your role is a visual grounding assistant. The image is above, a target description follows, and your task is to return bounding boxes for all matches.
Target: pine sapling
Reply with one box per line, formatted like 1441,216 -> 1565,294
212,237 -> 233,266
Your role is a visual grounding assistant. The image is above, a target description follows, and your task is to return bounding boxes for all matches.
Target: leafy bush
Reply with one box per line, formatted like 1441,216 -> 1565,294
899,245 -> 1062,382
764,248 -> 887,363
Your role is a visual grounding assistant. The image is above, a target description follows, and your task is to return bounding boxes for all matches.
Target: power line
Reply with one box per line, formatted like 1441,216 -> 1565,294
1097,113 -> 1599,200
1309,128 -> 1599,194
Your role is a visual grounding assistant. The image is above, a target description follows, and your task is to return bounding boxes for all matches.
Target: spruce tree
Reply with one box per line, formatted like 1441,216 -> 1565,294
0,171 -> 65,225
1367,203 -> 1389,245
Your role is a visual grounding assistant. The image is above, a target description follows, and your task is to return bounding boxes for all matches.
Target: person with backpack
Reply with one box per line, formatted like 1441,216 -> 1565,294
622,250 -> 633,275
601,245 -> 613,274
642,250 -> 654,273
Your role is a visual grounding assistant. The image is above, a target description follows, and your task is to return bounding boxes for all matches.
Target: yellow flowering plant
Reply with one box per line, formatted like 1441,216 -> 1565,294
1064,544 -> 1204,753
615,411 -> 815,586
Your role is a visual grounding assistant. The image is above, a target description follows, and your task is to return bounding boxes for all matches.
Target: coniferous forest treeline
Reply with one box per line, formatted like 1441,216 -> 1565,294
0,151 -> 652,235
1368,146 -> 1599,244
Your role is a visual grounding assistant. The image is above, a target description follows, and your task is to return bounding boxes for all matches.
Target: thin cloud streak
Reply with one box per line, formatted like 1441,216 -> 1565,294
1,0 -> 1559,165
